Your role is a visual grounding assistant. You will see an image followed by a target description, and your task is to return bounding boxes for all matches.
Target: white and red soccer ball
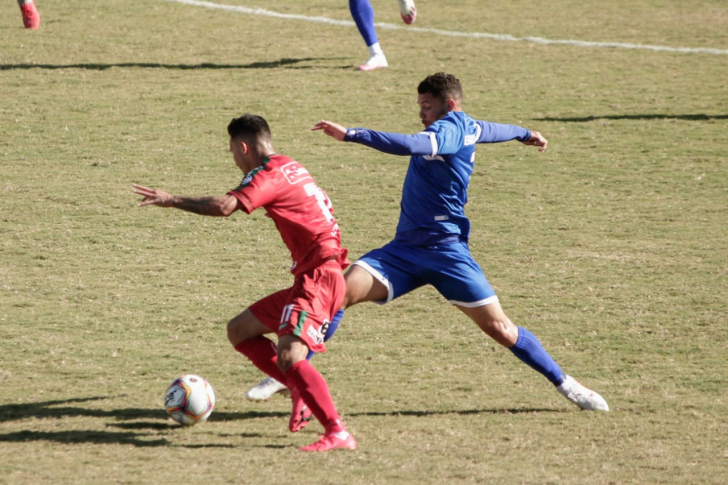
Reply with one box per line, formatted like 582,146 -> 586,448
164,374 -> 215,425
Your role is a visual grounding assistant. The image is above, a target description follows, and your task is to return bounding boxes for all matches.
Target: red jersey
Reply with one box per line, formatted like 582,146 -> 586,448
227,154 -> 349,275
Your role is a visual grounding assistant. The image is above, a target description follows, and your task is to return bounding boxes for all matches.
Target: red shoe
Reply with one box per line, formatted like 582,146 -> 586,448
300,432 -> 357,452
288,387 -> 313,433
20,2 -> 41,30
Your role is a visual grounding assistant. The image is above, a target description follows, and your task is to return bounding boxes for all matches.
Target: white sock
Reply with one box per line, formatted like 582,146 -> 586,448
368,42 -> 385,57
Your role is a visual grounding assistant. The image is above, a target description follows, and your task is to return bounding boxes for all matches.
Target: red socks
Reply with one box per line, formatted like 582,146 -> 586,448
286,360 -> 344,434
234,338 -> 344,434
234,337 -> 289,386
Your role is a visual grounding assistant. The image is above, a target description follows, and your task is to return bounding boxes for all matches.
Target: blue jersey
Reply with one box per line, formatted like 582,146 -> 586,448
344,111 -> 530,245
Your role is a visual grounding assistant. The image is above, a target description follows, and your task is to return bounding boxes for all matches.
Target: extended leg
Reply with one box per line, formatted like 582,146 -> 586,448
458,302 -> 609,411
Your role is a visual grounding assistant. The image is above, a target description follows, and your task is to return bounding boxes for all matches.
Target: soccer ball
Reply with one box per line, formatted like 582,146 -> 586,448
164,374 -> 216,425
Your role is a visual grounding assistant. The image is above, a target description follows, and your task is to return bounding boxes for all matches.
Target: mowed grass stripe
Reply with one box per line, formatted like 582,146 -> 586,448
167,0 -> 728,55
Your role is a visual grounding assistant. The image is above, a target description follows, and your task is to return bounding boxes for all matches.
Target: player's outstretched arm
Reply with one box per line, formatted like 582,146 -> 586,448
133,184 -> 239,216
313,120 -> 432,156
521,131 -> 548,152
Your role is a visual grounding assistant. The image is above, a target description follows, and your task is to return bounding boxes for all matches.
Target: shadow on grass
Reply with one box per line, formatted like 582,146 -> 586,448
0,397 -> 163,422
349,407 -> 561,417
1,397 -> 560,423
0,57 -> 349,71
0,397 -> 563,448
0,397 -> 295,423
536,113 -> 728,122
0,430 -> 237,448
0,429 -> 170,447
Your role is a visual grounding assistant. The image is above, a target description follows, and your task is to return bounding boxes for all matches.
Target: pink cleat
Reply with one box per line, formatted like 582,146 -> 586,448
356,54 -> 388,71
20,1 -> 41,30
300,432 -> 357,452
399,0 -> 416,25
288,387 -> 313,432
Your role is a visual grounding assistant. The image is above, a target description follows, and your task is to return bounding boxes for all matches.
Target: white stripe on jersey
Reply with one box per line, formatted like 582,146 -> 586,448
421,131 -> 438,157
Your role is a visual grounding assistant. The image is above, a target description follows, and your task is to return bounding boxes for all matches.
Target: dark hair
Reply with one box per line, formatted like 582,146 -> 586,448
227,114 -> 271,141
417,73 -> 463,104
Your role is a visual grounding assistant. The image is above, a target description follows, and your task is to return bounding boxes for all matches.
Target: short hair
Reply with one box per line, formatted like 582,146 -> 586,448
417,73 -> 463,104
227,114 -> 271,142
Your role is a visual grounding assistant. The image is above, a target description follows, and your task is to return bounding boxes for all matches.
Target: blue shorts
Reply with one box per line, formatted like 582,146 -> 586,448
353,239 -> 498,307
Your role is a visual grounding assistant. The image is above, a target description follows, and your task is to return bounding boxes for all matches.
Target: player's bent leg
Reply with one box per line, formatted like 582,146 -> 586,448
341,264 -> 389,309
229,308 -> 296,406
276,334 -> 310,373
278,335 -> 354,447
457,301 -> 518,347
277,335 -> 314,432
248,309 -> 346,401
234,308 -> 291,400
226,308 -> 272,347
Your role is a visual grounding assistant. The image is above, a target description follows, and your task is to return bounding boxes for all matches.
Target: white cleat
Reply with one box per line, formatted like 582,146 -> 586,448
557,375 -> 609,411
245,377 -> 289,401
356,53 -> 388,71
398,0 -> 417,25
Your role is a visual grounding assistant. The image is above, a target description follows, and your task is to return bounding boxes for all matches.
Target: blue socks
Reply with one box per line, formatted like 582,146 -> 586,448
509,327 -> 565,386
306,309 -> 344,360
349,0 -> 378,47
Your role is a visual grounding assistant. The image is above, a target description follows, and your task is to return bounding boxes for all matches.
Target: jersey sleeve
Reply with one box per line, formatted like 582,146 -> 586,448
343,128 -> 433,156
425,119 -> 466,156
227,171 -> 278,214
475,120 -> 531,143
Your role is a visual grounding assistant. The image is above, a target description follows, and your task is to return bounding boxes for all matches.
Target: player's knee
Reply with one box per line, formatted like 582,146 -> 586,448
277,335 -> 308,372
226,318 -> 242,346
226,311 -> 253,346
484,318 -> 518,347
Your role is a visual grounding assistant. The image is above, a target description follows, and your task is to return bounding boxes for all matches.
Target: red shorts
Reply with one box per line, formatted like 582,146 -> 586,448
248,260 -> 345,354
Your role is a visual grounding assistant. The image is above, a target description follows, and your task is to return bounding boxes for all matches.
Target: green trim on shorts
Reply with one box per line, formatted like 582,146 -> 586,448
292,310 -> 308,338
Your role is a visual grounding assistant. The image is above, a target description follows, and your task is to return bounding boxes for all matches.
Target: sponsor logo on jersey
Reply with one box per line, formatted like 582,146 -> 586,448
307,325 -> 325,345
281,162 -> 313,185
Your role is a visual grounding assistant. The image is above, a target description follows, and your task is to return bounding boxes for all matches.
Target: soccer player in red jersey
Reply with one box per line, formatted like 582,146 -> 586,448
133,114 -> 356,452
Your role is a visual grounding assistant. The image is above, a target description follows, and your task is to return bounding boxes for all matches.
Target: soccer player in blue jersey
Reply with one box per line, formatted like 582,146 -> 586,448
351,0 -> 417,71
312,72 -> 609,412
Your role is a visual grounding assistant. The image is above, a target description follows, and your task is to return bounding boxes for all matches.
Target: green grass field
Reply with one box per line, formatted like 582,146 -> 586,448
1,0 -> 727,483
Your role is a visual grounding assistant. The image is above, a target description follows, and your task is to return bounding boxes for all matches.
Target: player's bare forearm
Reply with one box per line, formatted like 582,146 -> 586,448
170,195 -> 237,217
133,184 -> 238,216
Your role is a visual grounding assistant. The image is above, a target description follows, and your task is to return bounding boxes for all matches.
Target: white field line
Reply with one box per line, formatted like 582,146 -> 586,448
166,0 -> 728,56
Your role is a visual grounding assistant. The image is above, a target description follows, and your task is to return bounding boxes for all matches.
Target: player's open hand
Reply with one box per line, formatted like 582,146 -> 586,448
133,184 -> 174,207
311,120 -> 347,141
522,131 -> 548,152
